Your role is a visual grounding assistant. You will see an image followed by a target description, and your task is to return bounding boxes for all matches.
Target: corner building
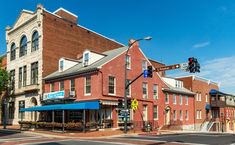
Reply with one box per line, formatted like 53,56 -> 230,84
42,42 -> 195,130
5,5 -> 123,125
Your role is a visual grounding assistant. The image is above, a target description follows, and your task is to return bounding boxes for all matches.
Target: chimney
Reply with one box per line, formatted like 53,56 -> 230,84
54,8 -> 78,24
128,39 -> 139,48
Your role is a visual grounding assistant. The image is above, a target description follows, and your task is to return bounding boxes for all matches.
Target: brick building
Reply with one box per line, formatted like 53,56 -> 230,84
5,5 -> 123,125
161,77 -> 195,130
209,89 -> 235,132
30,41 -> 197,131
177,75 -> 219,130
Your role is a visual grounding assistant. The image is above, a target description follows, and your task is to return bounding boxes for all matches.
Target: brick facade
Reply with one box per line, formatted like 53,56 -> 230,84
42,9 -> 123,78
177,76 -> 219,130
5,5 -> 123,125
44,44 -> 195,130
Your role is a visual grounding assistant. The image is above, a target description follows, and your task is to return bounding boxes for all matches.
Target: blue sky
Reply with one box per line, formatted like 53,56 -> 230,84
0,0 -> 235,94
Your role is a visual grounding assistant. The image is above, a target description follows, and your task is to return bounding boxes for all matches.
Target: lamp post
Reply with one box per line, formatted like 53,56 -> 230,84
124,36 -> 152,133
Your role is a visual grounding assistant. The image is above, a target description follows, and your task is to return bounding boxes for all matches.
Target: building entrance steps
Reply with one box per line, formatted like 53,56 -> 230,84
200,120 -> 215,132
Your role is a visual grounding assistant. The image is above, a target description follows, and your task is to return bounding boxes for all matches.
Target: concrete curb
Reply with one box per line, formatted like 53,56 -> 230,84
0,128 -> 21,133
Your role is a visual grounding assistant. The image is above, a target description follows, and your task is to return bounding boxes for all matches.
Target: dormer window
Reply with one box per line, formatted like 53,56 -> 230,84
59,60 -> 64,72
84,53 -> 89,66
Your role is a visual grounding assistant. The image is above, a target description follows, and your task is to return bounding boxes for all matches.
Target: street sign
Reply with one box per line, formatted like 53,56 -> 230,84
180,62 -> 188,71
143,70 -> 148,78
131,99 -> 138,110
155,64 -> 180,72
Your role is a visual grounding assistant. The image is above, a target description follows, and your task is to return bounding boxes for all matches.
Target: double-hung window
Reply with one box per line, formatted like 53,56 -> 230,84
18,67 -> 22,88
23,66 -> 27,87
142,82 -> 148,99
153,84 -> 158,99
31,62 -> 38,85
85,76 -> 91,95
126,55 -> 131,69
108,76 -> 115,94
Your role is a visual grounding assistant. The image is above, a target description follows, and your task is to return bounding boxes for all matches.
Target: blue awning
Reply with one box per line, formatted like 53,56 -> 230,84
20,101 -> 100,112
209,89 -> 227,96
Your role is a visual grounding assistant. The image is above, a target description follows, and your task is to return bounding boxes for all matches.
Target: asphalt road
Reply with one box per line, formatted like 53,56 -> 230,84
121,133 -> 235,145
2,129 -> 235,145
21,140 -> 131,145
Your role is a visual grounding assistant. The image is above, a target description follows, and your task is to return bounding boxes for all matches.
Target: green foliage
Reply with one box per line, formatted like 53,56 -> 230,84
0,68 -> 8,92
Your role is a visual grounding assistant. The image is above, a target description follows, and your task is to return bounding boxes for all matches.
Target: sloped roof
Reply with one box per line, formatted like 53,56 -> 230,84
162,82 -> 195,96
44,46 -> 128,81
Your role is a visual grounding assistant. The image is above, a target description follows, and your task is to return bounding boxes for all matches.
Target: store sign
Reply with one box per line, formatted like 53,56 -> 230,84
43,91 -> 64,100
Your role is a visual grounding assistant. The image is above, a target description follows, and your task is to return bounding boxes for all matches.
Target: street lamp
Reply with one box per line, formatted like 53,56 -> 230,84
124,36 -> 152,133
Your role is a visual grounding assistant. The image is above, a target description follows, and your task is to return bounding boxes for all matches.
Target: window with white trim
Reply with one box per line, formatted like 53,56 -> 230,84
59,81 -> 64,91
142,60 -> 147,71
70,79 -> 75,92
142,82 -> 148,99
153,105 -> 158,120
185,96 -> 189,105
196,110 -> 202,119
165,93 -> 169,104
50,83 -> 55,92
108,76 -> 115,94
126,55 -> 131,69
85,76 -> 91,95
180,95 -> 183,105
153,84 -> 158,99
173,94 -> 177,104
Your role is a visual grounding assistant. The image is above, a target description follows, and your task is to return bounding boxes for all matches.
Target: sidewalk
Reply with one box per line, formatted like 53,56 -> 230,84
0,125 -> 147,138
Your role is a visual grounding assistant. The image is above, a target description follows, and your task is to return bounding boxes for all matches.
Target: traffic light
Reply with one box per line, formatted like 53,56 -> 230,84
118,99 -> 123,108
194,58 -> 200,72
127,99 -> 131,109
187,57 -> 200,73
147,66 -> 153,78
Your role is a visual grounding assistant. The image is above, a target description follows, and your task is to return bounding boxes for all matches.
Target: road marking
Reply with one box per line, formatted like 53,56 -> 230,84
0,136 -> 42,142
170,141 -> 209,145
20,139 -> 135,145
115,137 -> 167,143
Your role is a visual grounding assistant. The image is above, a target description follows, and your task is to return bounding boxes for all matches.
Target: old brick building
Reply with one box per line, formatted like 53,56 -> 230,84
5,4 -> 123,125
209,89 -> 235,132
34,42 -> 196,131
177,75 -> 219,130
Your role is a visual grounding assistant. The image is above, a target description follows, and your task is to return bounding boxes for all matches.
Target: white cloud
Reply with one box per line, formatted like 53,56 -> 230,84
170,55 -> 235,94
192,41 -> 210,49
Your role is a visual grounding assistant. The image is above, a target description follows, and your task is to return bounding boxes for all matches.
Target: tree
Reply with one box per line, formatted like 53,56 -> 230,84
0,56 -> 8,93
0,68 -> 8,93
0,57 -> 8,124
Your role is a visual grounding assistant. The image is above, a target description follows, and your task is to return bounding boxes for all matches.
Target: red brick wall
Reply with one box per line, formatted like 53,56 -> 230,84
44,45 -> 196,128
149,59 -> 165,77
42,10 -> 123,78
55,9 -> 77,24
163,93 -> 195,127
178,76 -> 219,125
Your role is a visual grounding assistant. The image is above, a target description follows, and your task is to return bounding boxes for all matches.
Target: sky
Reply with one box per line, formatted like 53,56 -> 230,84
0,0 -> 235,94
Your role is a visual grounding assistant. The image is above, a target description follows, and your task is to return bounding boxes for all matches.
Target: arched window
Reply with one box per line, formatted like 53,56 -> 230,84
19,35 -> 27,57
31,31 -> 39,52
10,43 -> 16,60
